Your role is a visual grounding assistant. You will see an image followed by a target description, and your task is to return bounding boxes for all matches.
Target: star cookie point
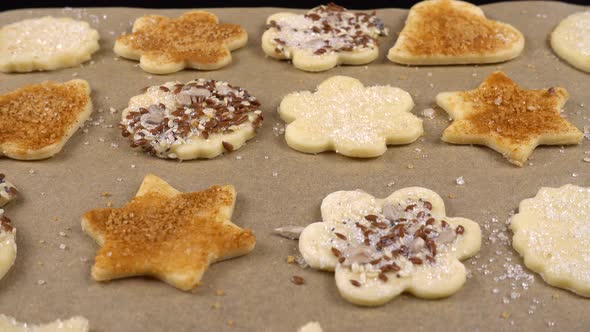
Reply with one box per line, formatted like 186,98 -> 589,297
114,11 -> 247,74
299,187 -> 481,306
388,0 -> 524,65
437,71 -> 582,166
82,174 -> 255,291
0,79 -> 93,160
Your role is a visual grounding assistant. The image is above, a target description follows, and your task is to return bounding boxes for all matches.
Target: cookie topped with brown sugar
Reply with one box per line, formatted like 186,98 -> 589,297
437,71 -> 583,166
81,174 -> 256,291
388,0 -> 524,65
114,11 -> 248,74
0,79 -> 93,160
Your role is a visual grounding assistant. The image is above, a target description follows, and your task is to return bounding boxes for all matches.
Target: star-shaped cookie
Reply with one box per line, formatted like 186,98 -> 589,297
81,174 -> 256,290
114,11 -> 248,74
279,76 -> 423,158
388,0 -> 524,65
0,79 -> 92,160
261,3 -> 388,72
437,71 -> 583,166
299,187 -> 481,306
511,185 -> 590,297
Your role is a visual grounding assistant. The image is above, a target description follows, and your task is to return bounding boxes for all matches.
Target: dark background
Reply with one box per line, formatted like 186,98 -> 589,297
2,0 -> 588,11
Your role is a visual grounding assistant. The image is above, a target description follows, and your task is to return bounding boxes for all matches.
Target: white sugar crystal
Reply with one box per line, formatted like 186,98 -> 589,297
59,243 -> 67,250
422,108 -> 435,119
455,176 -> 465,185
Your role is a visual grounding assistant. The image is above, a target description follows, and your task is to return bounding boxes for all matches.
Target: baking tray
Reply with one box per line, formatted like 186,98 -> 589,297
0,2 -> 589,331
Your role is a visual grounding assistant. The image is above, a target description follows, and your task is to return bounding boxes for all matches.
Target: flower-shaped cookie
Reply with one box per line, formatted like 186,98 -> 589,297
262,3 -> 388,72
279,76 -> 423,158
299,187 -> 481,306
114,11 -> 247,74
511,184 -> 590,297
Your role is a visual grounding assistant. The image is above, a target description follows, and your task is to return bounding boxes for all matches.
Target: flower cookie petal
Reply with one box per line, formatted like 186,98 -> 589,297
321,190 -> 379,225
384,187 -> 446,217
407,254 -> 467,299
335,265 -> 409,306
299,222 -> 340,271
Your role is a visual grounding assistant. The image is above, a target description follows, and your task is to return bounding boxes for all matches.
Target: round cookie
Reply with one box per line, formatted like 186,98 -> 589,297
511,184 -> 590,297
119,79 -> 263,160
551,11 -> 590,73
0,16 -> 99,73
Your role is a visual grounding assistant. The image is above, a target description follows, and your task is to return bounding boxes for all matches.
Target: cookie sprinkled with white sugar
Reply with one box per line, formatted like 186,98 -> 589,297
511,184 -> 590,297
0,16 -> 99,72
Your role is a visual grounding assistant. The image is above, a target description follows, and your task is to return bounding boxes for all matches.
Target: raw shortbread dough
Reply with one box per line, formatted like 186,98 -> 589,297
81,174 -> 256,291
262,3 -> 388,72
551,11 -> 590,73
0,174 -> 18,207
387,0 -> 524,65
299,187 -> 481,306
297,322 -> 323,332
120,79 -> 263,160
0,212 -> 16,281
511,185 -> 590,297
0,17 -> 99,73
437,71 -> 582,166
0,315 -> 89,332
114,11 -> 247,74
278,76 -> 423,158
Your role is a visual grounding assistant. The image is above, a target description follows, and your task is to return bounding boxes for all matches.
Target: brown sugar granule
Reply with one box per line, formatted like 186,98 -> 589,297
461,72 -> 571,143
291,275 -> 305,285
0,80 -> 90,150
400,0 -> 521,56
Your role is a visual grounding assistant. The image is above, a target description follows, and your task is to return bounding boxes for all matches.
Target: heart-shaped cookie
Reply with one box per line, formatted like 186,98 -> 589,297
388,0 -> 524,65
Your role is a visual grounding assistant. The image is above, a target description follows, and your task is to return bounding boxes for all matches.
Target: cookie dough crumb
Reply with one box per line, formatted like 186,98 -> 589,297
287,255 -> 296,264
101,192 -> 112,198
500,311 -> 511,319
448,193 -> 457,199
227,320 -> 235,327
407,164 -> 414,169
298,321 -> 323,332
552,293 -> 560,299
37,279 -> 47,285
215,289 -> 225,296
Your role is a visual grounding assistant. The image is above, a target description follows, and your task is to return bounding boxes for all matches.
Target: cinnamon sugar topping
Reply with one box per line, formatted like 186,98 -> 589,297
461,72 -> 572,143
399,0 -> 521,56
0,80 -> 91,151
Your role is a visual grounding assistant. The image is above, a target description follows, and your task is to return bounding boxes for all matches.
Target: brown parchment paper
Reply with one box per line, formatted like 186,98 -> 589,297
0,2 -> 589,331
